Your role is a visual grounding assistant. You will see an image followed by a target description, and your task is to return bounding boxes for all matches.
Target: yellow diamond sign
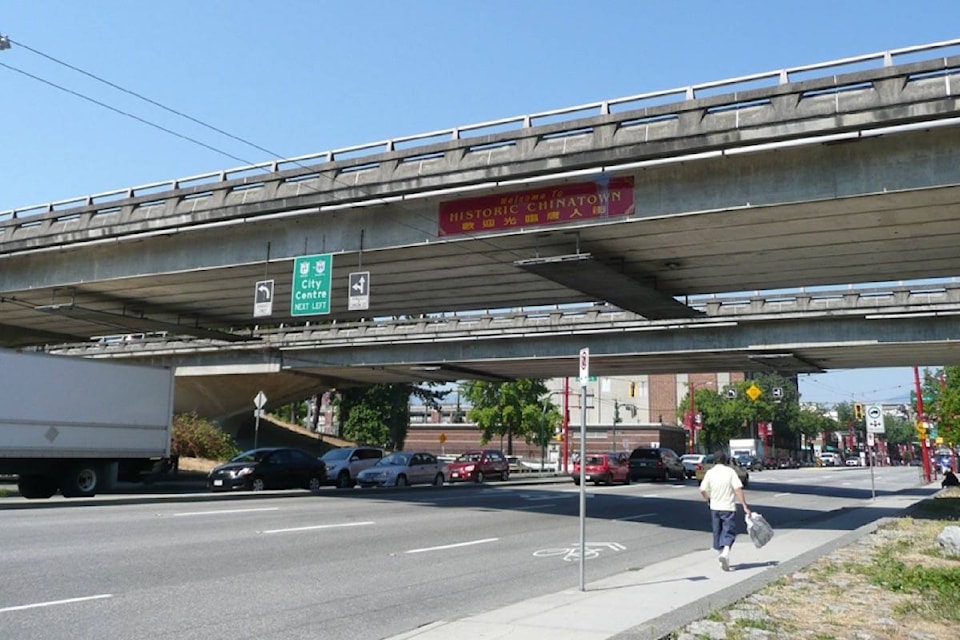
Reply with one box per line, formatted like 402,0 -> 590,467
746,384 -> 762,401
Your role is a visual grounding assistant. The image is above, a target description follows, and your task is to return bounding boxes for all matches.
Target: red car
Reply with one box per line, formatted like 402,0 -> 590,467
447,449 -> 510,482
572,452 -> 631,485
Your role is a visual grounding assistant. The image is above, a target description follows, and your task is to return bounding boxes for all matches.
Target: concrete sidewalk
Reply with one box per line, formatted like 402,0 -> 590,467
385,486 -> 937,640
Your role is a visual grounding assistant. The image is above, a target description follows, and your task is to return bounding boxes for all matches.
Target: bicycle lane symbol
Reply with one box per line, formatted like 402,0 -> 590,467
533,542 -> 626,562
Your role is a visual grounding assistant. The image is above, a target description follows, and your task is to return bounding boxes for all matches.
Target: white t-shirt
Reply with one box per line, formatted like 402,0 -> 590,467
700,464 -> 742,512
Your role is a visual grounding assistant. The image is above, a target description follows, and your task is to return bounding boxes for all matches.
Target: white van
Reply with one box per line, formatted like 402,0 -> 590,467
819,452 -> 840,467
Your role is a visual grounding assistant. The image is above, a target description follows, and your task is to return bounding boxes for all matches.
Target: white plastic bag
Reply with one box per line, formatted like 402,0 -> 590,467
745,511 -> 774,548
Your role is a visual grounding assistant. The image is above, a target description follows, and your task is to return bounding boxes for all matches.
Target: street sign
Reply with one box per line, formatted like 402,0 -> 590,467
348,271 -> 370,311
578,348 -> 589,386
866,404 -> 885,433
291,254 -> 332,316
254,390 -> 267,409
253,279 -> 274,318
746,384 -> 762,401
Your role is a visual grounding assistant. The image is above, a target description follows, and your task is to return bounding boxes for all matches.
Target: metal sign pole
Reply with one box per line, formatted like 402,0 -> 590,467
579,381 -> 587,592
577,347 -> 589,592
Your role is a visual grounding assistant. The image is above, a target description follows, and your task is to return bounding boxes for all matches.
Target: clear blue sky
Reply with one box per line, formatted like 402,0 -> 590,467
2,1 -> 956,403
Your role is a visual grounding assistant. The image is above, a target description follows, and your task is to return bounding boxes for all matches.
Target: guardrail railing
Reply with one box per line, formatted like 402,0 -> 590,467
3,38 -> 960,225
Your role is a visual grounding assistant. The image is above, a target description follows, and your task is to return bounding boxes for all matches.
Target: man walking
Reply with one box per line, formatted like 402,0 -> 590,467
700,450 -> 751,571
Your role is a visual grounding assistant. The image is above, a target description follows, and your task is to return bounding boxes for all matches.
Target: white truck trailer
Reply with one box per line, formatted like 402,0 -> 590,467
0,349 -> 174,499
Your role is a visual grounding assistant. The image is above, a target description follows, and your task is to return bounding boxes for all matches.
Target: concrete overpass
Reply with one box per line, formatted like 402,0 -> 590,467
3,40 -> 960,419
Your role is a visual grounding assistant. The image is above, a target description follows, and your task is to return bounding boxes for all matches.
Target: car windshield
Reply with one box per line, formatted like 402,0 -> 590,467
230,450 -> 271,463
584,456 -> 605,465
632,450 -> 659,459
321,449 -> 351,461
456,453 -> 482,462
681,455 -> 701,462
378,453 -> 412,466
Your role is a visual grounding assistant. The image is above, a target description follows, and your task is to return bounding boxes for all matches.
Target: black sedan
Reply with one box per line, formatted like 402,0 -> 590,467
207,448 -> 326,493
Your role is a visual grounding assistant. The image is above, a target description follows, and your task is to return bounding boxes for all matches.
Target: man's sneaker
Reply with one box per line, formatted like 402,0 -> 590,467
719,554 -> 730,571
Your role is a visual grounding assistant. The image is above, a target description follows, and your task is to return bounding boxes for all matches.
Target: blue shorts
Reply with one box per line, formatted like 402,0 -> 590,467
711,509 -> 737,550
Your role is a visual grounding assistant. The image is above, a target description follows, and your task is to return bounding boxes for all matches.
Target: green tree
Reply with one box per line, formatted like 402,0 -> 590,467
338,382 -> 445,450
795,404 -> 838,441
932,366 -> 960,446
460,379 -> 555,455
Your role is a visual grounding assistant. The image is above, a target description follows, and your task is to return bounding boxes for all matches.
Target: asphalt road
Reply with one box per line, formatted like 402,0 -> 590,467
0,466 -> 925,640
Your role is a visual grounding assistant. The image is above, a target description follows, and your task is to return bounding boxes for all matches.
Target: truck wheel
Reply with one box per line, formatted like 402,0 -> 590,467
60,464 -> 101,498
18,474 -> 58,499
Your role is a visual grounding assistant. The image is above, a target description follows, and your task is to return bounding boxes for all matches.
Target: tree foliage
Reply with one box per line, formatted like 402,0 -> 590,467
459,379 -> 560,455
338,383 -> 445,450
172,412 -> 240,460
678,373 -> 808,452
929,366 -> 960,446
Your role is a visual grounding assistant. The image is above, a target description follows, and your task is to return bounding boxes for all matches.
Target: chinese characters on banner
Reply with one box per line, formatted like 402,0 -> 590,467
438,177 -> 635,236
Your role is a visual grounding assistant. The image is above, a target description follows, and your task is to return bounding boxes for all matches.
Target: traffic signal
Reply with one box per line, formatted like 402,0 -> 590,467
854,403 -> 865,420
917,422 -> 928,440
629,381 -> 637,397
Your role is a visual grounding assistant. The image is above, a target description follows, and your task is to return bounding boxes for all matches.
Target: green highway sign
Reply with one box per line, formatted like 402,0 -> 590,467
291,253 -> 332,316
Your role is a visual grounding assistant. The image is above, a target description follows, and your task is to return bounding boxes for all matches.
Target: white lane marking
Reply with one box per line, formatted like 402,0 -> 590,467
405,538 -> 498,554
0,594 -> 112,613
774,492 -> 792,498
514,503 -> 557,511
641,494 -> 660,498
262,521 -> 374,534
616,513 -> 656,521
171,507 -> 280,517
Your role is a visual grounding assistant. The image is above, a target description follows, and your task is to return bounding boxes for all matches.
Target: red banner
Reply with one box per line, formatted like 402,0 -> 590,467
438,176 -> 634,236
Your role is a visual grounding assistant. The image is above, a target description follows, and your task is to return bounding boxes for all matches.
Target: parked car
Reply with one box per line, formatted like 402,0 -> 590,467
356,451 -> 446,487
694,453 -> 750,487
845,456 -> 861,467
207,447 -> 327,492
320,446 -> 385,488
629,447 -> 685,482
572,451 -> 631,485
680,454 -> 706,479
735,454 -> 763,472
446,449 -> 510,482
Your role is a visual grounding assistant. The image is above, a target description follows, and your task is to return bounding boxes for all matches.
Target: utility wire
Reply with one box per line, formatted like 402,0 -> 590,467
1,36 -> 534,267
0,36 -> 536,264
9,37 -> 290,168
0,61 -> 256,167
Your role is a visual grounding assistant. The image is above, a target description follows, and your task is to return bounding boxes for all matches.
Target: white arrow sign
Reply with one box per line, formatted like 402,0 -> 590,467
349,271 -> 370,310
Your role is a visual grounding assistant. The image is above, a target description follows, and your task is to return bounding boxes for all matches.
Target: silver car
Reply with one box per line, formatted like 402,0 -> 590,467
356,451 -> 446,488
320,446 -> 384,488
680,454 -> 705,479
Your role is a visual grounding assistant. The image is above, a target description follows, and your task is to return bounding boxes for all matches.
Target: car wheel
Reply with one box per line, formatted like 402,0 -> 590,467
432,473 -> 445,486
660,470 -> 668,482
501,469 -> 509,481
572,476 -> 580,485
251,477 -> 266,491
336,471 -> 352,489
308,475 -> 323,494
624,473 -> 631,485
395,475 -> 408,487
476,471 -> 485,483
